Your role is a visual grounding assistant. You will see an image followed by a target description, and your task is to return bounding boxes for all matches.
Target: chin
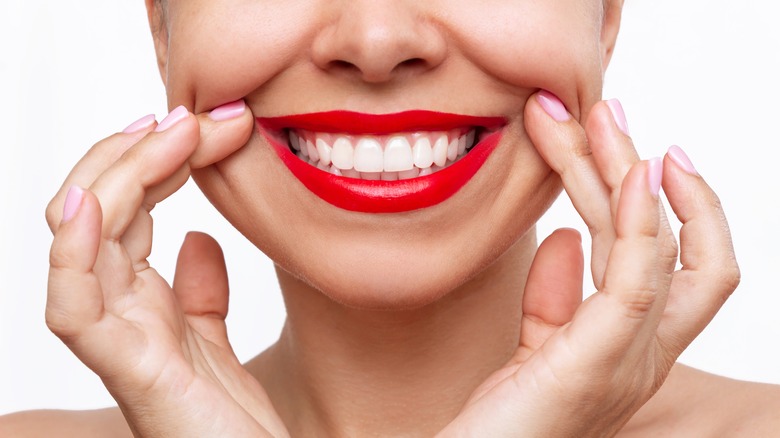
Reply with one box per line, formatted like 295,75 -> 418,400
274,216 -> 540,311
299,254 -> 471,311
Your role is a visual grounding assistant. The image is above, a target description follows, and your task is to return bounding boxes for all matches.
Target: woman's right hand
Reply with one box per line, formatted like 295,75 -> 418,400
44,102 -> 289,437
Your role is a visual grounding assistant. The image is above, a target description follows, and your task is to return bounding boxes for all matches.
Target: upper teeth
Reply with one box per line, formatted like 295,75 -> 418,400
288,130 -> 478,179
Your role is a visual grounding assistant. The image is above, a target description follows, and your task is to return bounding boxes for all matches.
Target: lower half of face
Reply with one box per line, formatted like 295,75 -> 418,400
162,0 -> 608,309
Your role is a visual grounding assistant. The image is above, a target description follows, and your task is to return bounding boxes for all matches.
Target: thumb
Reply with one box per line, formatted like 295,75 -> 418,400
517,228 -> 584,357
173,231 -> 231,346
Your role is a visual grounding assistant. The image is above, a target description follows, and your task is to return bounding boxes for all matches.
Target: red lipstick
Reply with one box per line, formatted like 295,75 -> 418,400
257,111 -> 505,213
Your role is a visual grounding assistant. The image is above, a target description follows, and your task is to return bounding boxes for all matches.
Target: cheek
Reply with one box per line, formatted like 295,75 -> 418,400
164,0 -> 319,111
443,1 -> 605,118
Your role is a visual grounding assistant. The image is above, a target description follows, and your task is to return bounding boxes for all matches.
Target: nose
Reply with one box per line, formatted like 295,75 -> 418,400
311,1 -> 447,83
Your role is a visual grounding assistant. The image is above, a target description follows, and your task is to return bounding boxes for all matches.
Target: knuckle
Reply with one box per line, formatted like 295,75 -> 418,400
572,135 -> 593,159
45,198 -> 61,231
49,240 -> 74,270
706,191 -> 725,212
44,306 -> 78,340
717,262 -> 741,299
660,234 -> 679,270
618,286 -> 657,319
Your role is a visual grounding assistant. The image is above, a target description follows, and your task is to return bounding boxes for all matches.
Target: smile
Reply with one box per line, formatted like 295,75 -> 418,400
257,111 -> 506,213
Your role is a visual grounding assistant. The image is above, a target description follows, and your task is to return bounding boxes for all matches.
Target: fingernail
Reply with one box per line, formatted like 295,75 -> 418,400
647,158 -> 663,196
209,100 -> 246,121
62,186 -> 85,223
667,145 -> 698,176
536,90 -> 570,122
606,99 -> 630,136
122,114 -> 156,134
155,105 -> 189,132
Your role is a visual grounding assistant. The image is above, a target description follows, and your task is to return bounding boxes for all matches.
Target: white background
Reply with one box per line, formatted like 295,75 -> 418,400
1,1 -> 779,414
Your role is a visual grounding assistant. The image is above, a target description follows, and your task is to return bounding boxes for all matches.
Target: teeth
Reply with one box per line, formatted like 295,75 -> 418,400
457,135 -> 467,156
316,137 -> 332,166
305,139 -> 319,162
342,168 -> 361,178
331,136 -> 354,170
433,135 -> 449,167
286,128 -> 483,180
289,132 -> 301,151
399,168 -> 420,180
354,137 -> 384,172
465,130 -> 475,150
446,137 -> 458,162
384,136 -> 414,172
300,137 -> 309,158
413,137 -> 434,169
381,171 -> 399,181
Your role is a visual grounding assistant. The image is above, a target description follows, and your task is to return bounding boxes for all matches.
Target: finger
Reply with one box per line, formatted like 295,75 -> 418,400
188,100 -> 254,169
518,228 -> 584,358
173,232 -> 231,347
566,159 -> 668,359
525,91 -> 615,288
115,102 -> 252,265
657,145 -> 740,357
584,100 -> 640,217
123,101 -> 252,261
47,186 -> 105,340
88,106 -> 200,241
45,115 -> 158,233
586,100 -> 678,282
92,101 -> 253,242
47,187 -> 148,376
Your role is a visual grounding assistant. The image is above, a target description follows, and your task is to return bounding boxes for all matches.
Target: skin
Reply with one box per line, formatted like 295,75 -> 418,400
3,0 -> 780,436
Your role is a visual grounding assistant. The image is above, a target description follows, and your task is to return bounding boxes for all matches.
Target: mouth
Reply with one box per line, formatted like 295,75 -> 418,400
257,111 -> 506,213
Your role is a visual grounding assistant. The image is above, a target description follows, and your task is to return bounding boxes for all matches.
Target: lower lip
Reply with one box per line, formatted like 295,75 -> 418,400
259,123 -> 503,213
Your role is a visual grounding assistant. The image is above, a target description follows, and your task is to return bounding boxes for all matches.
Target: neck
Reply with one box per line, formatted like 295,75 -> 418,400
248,229 -> 537,437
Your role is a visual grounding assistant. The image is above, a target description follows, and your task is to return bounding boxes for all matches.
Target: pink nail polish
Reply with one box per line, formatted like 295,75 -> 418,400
209,100 -> 246,121
606,99 -> 630,136
122,114 -> 156,134
536,90 -> 570,122
647,158 -> 663,196
667,145 -> 698,176
62,186 -> 85,223
155,105 -> 189,132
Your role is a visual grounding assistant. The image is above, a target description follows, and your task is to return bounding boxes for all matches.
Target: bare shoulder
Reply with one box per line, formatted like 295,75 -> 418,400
0,407 -> 131,438
621,364 -> 780,437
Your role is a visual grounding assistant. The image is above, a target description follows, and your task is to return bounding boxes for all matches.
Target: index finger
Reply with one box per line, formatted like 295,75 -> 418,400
45,115 -> 158,233
524,91 -> 614,287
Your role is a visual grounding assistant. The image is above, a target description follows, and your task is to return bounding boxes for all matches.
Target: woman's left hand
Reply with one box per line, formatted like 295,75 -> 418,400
438,93 -> 740,437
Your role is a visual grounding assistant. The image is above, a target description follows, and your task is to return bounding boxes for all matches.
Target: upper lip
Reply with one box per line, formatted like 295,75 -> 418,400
256,110 -> 507,135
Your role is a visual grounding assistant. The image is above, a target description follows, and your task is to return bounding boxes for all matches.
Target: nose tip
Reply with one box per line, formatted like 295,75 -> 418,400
312,4 -> 447,83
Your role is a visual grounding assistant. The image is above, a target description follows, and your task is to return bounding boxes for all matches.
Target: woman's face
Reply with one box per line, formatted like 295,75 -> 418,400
149,0 -> 621,309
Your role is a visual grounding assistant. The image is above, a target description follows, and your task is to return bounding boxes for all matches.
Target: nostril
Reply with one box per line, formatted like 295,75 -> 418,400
399,58 -> 425,68
325,58 -> 427,83
331,60 -> 354,69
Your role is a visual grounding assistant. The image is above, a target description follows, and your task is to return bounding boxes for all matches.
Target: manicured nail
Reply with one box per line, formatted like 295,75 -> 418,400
122,114 -> 156,134
209,100 -> 246,121
667,145 -> 698,176
62,186 -> 85,223
155,105 -> 189,132
606,99 -> 629,136
536,90 -> 570,122
647,158 -> 663,196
